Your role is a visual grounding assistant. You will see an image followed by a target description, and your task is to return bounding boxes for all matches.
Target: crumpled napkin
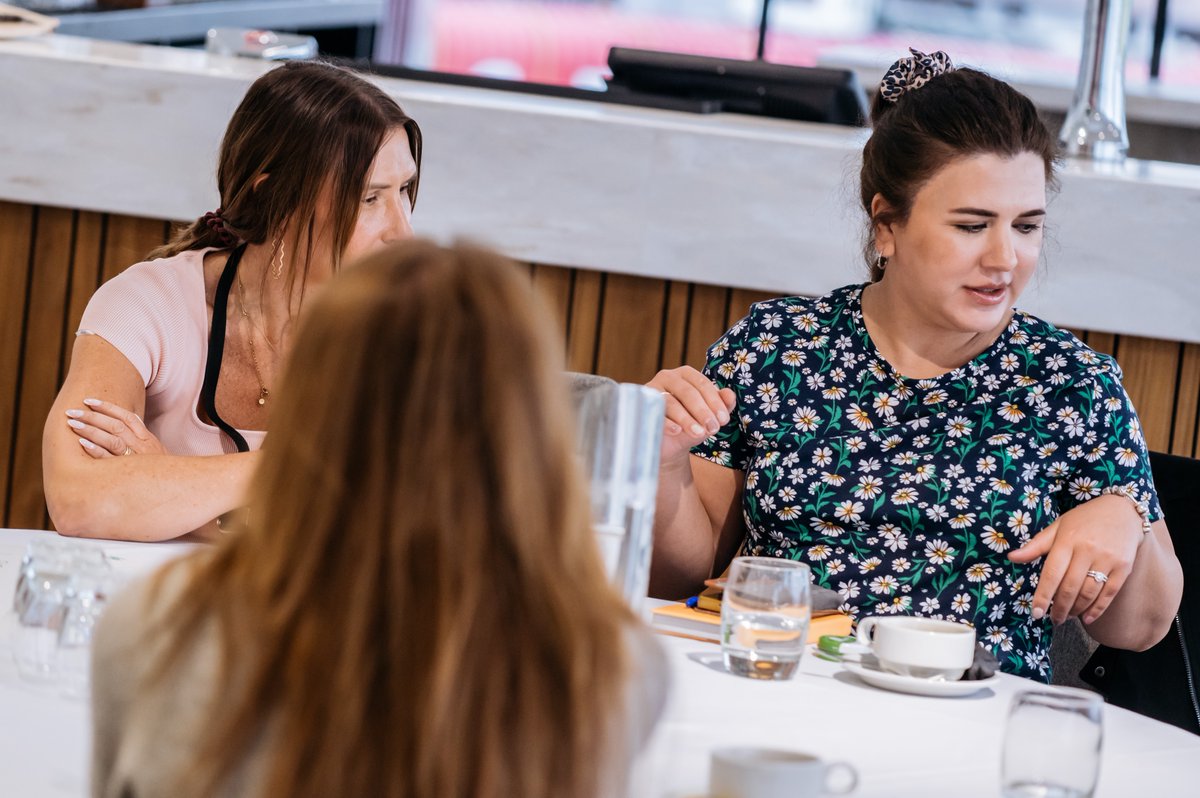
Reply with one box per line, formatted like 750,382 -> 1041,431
813,585 -> 842,612
962,643 -> 1000,681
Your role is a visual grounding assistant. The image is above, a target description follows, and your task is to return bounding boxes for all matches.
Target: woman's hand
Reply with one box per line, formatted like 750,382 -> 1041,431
1007,494 -> 1145,626
646,366 -> 736,466
65,397 -> 165,459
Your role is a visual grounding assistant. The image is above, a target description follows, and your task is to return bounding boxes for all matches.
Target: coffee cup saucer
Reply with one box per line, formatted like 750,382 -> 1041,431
844,659 -> 999,698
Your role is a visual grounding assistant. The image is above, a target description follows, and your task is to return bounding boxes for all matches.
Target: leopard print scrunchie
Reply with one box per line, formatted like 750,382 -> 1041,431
879,48 -> 955,104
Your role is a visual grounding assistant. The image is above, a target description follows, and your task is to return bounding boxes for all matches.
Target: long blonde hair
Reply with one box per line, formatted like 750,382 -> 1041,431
148,240 -> 633,797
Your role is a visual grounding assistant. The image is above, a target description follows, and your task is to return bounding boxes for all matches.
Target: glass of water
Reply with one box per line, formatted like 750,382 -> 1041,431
1001,688 -> 1104,798
721,556 -> 811,680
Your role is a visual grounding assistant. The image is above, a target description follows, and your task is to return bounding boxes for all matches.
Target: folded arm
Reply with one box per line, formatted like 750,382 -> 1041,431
43,335 -> 259,541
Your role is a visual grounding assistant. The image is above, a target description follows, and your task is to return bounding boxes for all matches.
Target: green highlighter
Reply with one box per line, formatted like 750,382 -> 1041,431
817,634 -> 861,657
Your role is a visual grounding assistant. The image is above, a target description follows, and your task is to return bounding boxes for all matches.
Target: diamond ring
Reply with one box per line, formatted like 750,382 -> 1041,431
1086,569 -> 1109,584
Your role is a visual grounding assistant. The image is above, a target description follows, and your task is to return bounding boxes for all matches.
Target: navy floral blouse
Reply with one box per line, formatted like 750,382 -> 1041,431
695,285 -> 1160,681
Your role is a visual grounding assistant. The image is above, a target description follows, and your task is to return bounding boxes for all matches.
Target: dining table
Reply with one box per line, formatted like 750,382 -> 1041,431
3,526 -> 1198,797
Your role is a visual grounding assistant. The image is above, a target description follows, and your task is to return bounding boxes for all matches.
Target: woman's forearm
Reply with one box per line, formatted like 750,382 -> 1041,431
650,456 -> 717,599
46,451 -> 261,541
1084,521 -> 1183,651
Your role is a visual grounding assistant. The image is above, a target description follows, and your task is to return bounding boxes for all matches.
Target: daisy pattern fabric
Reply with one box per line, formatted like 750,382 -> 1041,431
694,285 -> 1161,682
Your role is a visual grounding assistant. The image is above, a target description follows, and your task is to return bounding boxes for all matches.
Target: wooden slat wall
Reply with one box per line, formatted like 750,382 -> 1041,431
0,202 -> 172,530
3,200 -> 1199,528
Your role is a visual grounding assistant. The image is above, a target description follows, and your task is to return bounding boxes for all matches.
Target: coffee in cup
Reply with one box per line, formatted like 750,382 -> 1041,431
709,747 -> 857,798
855,615 -> 975,681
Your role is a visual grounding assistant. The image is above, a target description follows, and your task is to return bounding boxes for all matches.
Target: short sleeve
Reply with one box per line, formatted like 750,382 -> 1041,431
1059,358 -> 1162,525
77,255 -> 207,395
690,310 -> 757,472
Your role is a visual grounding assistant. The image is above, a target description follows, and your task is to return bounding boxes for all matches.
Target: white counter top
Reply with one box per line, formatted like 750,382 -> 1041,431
3,34 -> 1200,343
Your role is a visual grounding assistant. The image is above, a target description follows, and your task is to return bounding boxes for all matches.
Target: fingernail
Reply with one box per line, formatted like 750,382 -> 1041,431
666,422 -> 681,435
67,419 -> 85,430
1083,614 -> 1096,625
690,423 -> 705,436
705,419 -> 719,434
719,411 -> 730,425
65,409 -> 84,419
1032,607 -> 1044,620
79,437 -> 96,450
83,398 -> 101,407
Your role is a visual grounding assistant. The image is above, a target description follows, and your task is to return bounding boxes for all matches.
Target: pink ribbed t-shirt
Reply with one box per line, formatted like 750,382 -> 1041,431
78,249 -> 267,456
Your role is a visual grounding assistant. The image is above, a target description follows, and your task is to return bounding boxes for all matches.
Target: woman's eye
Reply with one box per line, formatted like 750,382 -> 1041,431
1016,223 -> 1042,234
363,195 -> 378,205
955,224 -> 986,233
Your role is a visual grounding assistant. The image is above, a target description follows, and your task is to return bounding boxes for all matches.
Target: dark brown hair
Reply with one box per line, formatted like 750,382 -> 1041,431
149,61 -> 422,277
860,65 -> 1058,281
145,240 -> 635,798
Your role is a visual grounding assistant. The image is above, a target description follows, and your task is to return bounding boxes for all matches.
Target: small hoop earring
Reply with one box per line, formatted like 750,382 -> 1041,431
271,237 -> 285,279
875,252 -> 888,272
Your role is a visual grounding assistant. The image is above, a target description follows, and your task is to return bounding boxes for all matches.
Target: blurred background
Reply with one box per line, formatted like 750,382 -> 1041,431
20,0 -> 1200,91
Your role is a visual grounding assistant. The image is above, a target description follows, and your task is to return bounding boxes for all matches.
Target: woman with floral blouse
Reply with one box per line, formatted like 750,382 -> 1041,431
648,49 -> 1183,681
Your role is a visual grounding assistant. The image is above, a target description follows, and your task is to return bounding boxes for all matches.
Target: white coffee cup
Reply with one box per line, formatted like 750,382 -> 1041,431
856,615 -> 976,681
709,747 -> 857,798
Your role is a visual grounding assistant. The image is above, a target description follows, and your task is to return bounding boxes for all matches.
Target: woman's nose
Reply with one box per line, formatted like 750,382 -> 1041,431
384,200 -> 414,242
986,230 -> 1019,270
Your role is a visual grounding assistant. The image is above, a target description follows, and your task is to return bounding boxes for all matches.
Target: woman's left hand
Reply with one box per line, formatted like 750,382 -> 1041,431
65,397 -> 166,459
1007,494 -> 1145,626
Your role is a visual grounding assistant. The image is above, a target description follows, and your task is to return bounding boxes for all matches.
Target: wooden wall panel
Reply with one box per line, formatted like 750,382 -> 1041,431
1173,344 -> 1200,458
658,281 -> 691,373
565,269 -> 603,375
529,262 -> 572,345
1114,336 -> 1182,455
59,212 -> 107,379
726,288 -> 780,329
685,284 -> 733,370
593,272 -> 667,384
3,202 -> 1200,525
9,208 -> 76,529
0,201 -> 34,528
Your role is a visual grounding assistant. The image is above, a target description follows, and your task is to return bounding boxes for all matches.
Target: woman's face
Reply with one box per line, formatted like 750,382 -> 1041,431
875,151 -> 1046,337
341,128 -> 418,266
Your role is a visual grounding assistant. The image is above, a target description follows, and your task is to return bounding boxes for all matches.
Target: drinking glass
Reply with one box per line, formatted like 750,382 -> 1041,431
721,556 -> 811,680
56,566 -> 112,700
577,381 -> 665,613
11,539 -> 111,685
1001,688 -> 1104,798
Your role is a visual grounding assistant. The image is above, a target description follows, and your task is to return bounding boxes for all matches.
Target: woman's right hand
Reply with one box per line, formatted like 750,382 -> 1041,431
646,366 -> 736,465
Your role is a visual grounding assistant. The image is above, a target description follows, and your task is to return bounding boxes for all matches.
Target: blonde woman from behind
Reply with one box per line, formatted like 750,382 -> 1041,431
90,240 -> 668,798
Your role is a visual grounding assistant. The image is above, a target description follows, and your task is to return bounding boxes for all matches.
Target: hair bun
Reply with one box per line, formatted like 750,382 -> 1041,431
879,47 -> 955,104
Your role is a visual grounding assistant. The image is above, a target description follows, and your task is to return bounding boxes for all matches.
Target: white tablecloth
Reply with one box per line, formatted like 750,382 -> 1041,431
3,528 -> 1198,797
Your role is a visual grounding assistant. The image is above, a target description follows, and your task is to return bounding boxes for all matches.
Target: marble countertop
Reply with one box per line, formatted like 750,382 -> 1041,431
3,34 -> 1199,343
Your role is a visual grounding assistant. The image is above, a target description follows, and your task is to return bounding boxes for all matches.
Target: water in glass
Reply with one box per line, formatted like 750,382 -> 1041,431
720,557 -> 812,681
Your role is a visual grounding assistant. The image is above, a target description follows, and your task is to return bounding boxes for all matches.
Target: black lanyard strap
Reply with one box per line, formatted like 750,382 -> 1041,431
201,244 -> 251,454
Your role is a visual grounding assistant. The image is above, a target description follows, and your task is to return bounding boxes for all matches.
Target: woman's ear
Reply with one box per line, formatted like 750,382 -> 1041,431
870,193 -> 897,259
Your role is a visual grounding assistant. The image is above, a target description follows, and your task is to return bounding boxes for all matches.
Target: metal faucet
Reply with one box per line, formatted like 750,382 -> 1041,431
1059,0 -> 1133,162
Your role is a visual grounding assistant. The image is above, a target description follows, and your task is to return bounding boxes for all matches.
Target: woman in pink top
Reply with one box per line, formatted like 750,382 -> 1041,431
42,61 -> 422,541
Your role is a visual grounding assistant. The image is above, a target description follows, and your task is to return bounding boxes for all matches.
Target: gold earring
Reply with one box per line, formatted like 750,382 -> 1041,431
271,237 -> 285,279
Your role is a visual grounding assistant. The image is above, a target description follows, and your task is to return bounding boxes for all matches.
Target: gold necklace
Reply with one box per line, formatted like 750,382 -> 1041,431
235,269 -> 271,407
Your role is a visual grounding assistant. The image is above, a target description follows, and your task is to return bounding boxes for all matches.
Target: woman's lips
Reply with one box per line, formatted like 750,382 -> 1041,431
966,285 -> 1008,305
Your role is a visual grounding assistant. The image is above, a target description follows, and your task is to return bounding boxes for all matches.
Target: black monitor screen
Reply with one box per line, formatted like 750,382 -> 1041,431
605,47 -> 869,127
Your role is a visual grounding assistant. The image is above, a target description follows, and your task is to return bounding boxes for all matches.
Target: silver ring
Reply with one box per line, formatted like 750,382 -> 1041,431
1086,569 -> 1109,585
122,447 -> 133,456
